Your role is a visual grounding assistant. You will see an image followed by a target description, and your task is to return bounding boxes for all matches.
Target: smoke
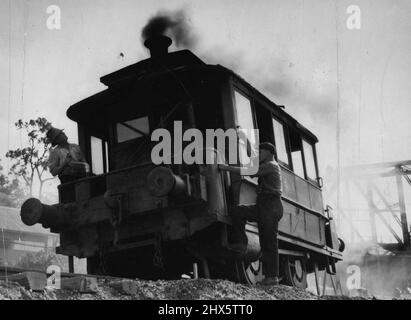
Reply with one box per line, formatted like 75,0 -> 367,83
336,242 -> 411,298
140,8 -> 341,172
141,9 -> 197,49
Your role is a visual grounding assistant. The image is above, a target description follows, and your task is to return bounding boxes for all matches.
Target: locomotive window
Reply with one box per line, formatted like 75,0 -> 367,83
116,116 -> 150,143
272,118 -> 289,165
289,130 -> 305,178
234,90 -> 257,165
303,140 -> 317,180
292,150 -> 305,178
234,90 -> 256,142
90,136 -> 109,174
91,136 -> 104,175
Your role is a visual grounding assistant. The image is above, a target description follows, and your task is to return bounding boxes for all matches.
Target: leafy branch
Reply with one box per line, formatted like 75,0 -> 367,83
5,117 -> 56,199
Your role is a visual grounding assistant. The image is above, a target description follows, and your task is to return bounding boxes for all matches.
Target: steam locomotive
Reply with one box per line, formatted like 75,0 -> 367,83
20,34 -> 343,288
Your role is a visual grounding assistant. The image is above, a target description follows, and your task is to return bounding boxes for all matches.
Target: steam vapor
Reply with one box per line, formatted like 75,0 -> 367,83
141,9 -> 197,48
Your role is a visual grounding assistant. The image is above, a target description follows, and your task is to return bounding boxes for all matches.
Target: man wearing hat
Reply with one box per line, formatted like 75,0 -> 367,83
46,126 -> 89,184
218,142 -> 283,286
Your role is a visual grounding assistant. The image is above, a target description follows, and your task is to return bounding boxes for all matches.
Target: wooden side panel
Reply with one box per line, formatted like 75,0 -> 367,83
309,186 -> 323,213
304,211 -> 322,244
279,201 -> 327,247
290,208 -> 306,239
295,177 -> 311,208
237,174 -> 327,248
282,170 -> 297,202
281,166 -> 324,215
279,201 -> 294,234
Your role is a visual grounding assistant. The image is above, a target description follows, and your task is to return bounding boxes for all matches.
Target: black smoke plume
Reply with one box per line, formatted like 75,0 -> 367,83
141,9 -> 197,48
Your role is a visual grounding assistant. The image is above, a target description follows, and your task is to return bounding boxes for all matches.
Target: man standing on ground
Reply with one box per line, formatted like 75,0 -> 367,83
218,142 -> 283,285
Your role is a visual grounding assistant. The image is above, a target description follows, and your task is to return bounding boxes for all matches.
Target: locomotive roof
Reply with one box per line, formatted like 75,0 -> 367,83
67,49 -> 318,142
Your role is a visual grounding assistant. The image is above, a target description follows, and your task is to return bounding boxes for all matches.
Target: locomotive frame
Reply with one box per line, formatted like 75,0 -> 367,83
21,35 -> 343,288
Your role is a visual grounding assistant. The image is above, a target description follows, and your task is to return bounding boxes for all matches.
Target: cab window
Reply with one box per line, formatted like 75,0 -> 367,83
289,130 -> 305,178
116,116 -> 150,143
292,149 -> 305,178
234,90 -> 256,165
90,136 -> 109,174
234,91 -> 256,141
272,118 -> 289,165
303,139 -> 317,180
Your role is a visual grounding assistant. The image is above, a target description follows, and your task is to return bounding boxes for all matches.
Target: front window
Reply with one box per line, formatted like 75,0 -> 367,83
234,90 -> 256,165
289,130 -> 305,178
303,140 -> 317,180
116,116 -> 150,143
292,149 -> 305,178
272,118 -> 289,165
90,136 -> 109,174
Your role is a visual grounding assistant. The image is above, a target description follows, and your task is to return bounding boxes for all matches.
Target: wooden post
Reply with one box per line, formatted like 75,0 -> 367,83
201,259 -> 210,279
193,263 -> 198,279
68,256 -> 74,273
314,262 -> 321,296
322,269 -> 327,296
329,273 -> 337,294
335,274 -> 344,296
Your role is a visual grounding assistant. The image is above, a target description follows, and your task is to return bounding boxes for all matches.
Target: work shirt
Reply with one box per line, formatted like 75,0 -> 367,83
251,160 -> 282,196
47,144 -> 87,177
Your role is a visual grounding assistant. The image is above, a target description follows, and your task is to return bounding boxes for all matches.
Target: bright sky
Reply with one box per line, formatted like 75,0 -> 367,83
1,0 -> 411,168
1,0 -> 411,235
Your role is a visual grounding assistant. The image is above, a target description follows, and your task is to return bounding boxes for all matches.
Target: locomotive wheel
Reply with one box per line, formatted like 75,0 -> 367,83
281,256 -> 307,289
206,259 -> 263,284
235,259 -> 264,285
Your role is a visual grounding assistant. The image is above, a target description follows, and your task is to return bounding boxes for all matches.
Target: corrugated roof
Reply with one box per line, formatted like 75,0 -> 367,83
0,206 -> 54,236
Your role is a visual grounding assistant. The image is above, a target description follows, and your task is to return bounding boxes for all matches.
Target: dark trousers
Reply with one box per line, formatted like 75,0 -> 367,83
230,194 -> 284,277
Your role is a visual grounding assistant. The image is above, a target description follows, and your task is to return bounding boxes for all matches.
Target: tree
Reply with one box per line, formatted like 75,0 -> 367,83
6,117 -> 55,199
0,160 -> 26,207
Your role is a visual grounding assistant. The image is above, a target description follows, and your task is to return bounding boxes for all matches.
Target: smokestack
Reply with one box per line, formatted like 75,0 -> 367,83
141,9 -> 197,56
144,34 -> 172,58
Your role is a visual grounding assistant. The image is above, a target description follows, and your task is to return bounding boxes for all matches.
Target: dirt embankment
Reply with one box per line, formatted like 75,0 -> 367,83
0,278 -> 369,300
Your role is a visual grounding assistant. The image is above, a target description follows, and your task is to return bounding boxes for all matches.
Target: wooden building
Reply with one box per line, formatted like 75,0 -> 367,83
0,206 -> 58,267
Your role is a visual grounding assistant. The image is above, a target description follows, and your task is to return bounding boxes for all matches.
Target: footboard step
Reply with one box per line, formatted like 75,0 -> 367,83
0,272 -> 47,291
60,276 -> 99,293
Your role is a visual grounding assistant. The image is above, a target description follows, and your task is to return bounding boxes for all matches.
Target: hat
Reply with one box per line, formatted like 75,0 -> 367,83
259,142 -> 276,155
46,127 -> 63,146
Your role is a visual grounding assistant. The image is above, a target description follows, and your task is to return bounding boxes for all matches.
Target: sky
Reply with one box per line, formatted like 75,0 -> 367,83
1,0 -> 411,240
